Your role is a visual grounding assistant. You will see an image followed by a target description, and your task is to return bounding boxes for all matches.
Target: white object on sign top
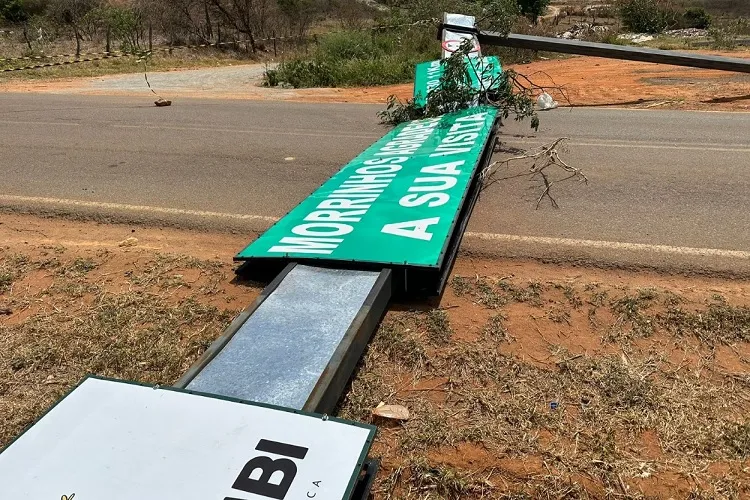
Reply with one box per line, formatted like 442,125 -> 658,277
442,13 -> 481,59
0,377 -> 374,500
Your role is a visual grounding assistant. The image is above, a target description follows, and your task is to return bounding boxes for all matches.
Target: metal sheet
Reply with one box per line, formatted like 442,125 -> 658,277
186,265 -> 381,409
0,377 -> 375,500
236,107 -> 498,268
442,12 -> 480,58
413,56 -> 503,107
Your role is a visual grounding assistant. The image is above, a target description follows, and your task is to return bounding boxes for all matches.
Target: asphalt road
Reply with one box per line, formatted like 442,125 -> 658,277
1,93 -> 748,275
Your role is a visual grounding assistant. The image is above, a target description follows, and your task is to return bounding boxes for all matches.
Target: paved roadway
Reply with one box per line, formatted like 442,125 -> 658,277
1,94 -> 748,275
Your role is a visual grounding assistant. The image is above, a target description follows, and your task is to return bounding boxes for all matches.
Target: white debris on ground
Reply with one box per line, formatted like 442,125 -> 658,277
537,92 -> 559,110
557,23 -> 611,40
616,28 -> 709,44
664,28 -> 709,38
617,33 -> 655,44
558,23 -> 709,43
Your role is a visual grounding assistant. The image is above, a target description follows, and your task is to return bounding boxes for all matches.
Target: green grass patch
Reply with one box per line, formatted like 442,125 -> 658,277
266,28 -> 439,88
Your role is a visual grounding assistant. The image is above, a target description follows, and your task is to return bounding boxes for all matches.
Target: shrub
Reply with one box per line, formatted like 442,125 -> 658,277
682,7 -> 711,29
267,28 -> 439,88
316,30 -> 375,61
271,59 -> 336,88
265,0 -> 520,88
618,0 -> 677,34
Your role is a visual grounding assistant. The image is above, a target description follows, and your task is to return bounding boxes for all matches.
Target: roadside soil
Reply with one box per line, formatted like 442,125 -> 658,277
1,49 -> 748,111
2,213 -> 749,498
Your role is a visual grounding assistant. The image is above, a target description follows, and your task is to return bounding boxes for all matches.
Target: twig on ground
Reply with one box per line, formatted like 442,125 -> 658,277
480,137 -> 588,208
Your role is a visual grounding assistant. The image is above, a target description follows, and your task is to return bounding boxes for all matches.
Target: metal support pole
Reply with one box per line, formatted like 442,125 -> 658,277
469,31 -> 750,73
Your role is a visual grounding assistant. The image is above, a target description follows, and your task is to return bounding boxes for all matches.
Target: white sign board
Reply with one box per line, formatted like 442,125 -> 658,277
0,377 -> 375,500
442,13 -> 481,59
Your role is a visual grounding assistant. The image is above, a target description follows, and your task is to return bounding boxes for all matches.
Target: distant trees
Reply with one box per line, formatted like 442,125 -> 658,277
1,0 -> 49,50
517,0 -> 550,23
48,0 -> 98,55
618,0 -> 714,34
0,0 -> 337,55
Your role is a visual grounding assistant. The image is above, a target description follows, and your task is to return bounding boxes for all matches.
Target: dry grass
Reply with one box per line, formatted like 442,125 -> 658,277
0,246 -> 244,448
340,271 -> 750,499
3,221 -> 750,498
0,49 -> 255,80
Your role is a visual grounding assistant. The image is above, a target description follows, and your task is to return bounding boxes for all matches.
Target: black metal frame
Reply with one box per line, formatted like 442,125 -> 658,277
349,459 -> 381,500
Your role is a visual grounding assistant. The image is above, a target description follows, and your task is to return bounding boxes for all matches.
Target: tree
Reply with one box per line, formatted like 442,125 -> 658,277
379,40 -> 541,129
277,0 -> 320,37
206,0 -> 268,51
0,0 -> 29,22
1,0 -> 49,50
516,0 -> 549,23
106,5 -> 145,52
48,0 -> 100,56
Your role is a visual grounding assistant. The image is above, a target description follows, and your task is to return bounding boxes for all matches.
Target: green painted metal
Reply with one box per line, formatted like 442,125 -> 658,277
236,106 -> 498,268
413,56 -> 503,107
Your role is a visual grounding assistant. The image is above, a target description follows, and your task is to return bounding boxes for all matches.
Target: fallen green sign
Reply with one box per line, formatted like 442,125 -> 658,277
413,56 -> 503,107
236,106 -> 498,268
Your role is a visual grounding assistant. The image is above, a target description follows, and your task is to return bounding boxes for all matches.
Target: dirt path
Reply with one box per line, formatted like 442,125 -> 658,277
2,213 -> 750,498
2,50 -> 748,111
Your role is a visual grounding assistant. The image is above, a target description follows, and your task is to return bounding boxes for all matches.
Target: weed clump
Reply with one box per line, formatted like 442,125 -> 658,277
661,302 -> 750,344
723,421 -> 750,458
426,309 -> 453,345
372,321 -> 428,370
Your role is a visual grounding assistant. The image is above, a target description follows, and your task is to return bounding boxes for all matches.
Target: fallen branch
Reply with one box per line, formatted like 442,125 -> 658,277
480,137 -> 588,208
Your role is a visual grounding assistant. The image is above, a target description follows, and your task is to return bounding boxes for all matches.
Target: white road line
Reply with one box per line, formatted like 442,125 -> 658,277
0,120 -> 82,127
2,194 -> 748,260
0,120 -> 380,140
113,124 -> 382,140
465,232 -> 750,260
0,194 -> 279,223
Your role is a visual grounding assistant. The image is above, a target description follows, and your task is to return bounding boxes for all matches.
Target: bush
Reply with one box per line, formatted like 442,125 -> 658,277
682,7 -> 711,29
316,30 -> 375,60
618,0 -> 677,34
267,28 -> 439,88
271,59 -> 336,88
709,18 -> 750,49
265,0 -> 520,88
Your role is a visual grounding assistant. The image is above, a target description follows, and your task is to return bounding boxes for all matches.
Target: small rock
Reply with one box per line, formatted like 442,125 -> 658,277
155,98 -> 172,107
0,307 -> 11,315
118,237 -> 139,247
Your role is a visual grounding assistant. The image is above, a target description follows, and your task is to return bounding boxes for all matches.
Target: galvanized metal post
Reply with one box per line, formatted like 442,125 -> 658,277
470,31 -> 750,74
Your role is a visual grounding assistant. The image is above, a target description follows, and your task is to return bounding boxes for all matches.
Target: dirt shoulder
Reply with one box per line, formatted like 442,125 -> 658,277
1,49 -> 748,111
2,213 -> 749,498
0,49 -> 750,111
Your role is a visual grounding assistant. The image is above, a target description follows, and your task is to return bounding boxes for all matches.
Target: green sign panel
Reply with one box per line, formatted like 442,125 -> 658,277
237,107 -> 498,268
413,56 -> 503,107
